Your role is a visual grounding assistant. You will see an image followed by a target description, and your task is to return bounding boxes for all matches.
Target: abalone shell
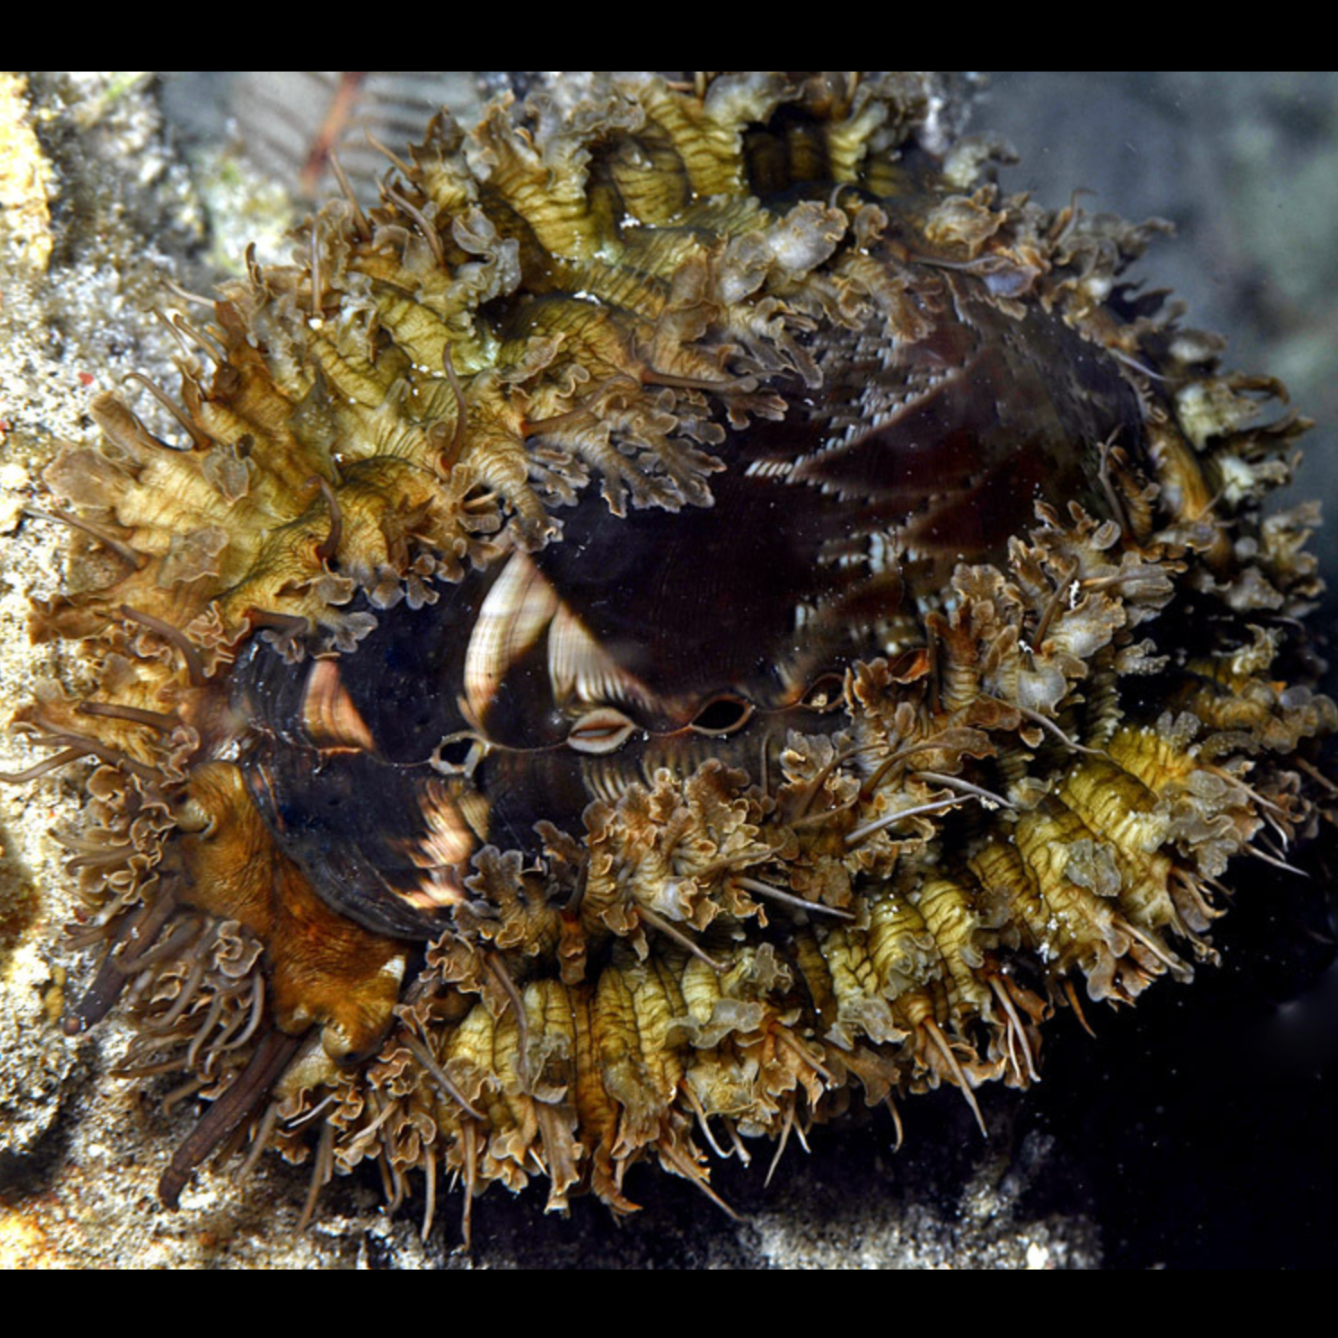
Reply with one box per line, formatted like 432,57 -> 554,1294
5,72 -> 1333,1250
233,268 -> 1149,942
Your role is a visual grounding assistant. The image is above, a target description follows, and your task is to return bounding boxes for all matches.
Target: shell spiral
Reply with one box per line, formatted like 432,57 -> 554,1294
7,72 -> 1334,1240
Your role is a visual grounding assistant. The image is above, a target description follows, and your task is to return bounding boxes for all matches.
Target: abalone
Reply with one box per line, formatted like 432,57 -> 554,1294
4,72 -> 1333,1246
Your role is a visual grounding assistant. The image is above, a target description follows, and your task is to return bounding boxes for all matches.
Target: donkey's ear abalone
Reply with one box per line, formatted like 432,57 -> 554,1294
6,71 -> 1333,1251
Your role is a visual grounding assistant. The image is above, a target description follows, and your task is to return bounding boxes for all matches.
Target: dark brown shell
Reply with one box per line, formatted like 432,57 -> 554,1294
5,71 -> 1333,1245
232,264 -> 1150,943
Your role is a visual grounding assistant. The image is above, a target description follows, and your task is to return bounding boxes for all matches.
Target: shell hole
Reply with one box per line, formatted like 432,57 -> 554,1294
690,695 -> 754,735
